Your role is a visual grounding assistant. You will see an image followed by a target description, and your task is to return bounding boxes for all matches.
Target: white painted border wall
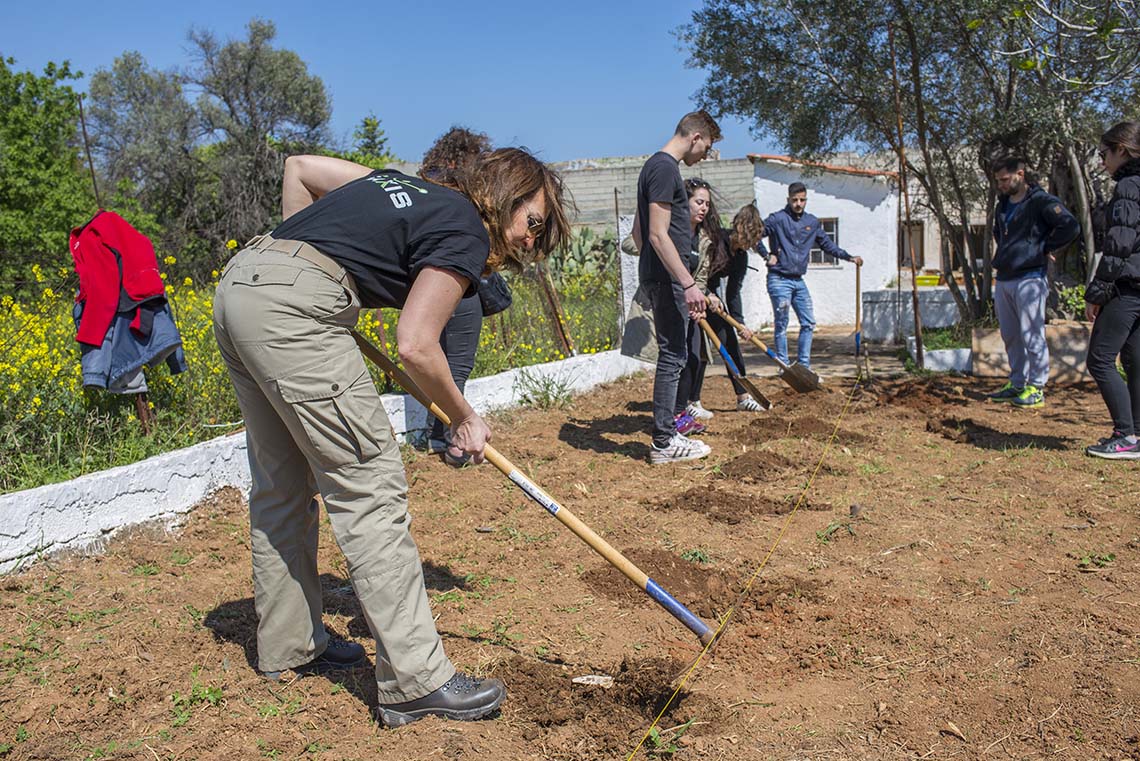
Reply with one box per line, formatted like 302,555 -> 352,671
0,350 -> 650,574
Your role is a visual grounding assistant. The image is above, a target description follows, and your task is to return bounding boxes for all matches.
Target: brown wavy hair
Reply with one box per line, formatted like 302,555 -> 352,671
419,126 -> 492,184
1102,121 -> 1140,160
730,203 -> 765,253
437,147 -> 573,272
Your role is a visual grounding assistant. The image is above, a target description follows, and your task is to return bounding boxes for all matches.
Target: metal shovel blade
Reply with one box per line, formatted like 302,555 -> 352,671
780,362 -> 823,393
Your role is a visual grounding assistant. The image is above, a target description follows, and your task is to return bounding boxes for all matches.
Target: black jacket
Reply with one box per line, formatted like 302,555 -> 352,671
993,184 -> 1080,280
1096,158 -> 1140,288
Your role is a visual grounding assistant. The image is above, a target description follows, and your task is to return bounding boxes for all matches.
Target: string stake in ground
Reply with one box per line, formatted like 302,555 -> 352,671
350,330 -> 718,647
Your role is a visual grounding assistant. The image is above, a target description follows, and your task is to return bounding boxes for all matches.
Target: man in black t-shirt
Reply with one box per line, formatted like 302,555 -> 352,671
630,109 -> 721,464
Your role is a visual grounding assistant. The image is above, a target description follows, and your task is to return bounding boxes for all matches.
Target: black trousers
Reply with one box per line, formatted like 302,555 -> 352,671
1086,284 -> 1140,436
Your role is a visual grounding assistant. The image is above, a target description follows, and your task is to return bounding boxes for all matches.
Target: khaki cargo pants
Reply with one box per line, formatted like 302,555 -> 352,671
212,243 -> 455,703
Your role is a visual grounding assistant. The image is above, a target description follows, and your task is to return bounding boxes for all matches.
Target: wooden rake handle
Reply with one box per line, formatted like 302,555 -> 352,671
349,330 -> 715,646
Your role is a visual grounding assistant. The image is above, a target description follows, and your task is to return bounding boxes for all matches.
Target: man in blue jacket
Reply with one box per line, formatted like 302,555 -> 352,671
764,182 -> 862,368
988,158 -> 1081,409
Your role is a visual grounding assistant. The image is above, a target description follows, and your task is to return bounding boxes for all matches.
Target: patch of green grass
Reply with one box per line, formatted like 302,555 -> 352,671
169,549 -> 193,566
257,739 -> 282,758
816,521 -> 855,544
680,547 -> 711,564
484,615 -> 524,647
66,607 -> 120,626
857,460 -> 888,475
1076,551 -> 1115,569
131,562 -> 160,577
514,368 -> 576,410
170,667 -> 224,727
647,717 -> 696,756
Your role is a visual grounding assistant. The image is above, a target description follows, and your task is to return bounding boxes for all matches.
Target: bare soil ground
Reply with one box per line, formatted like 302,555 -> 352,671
1,371 -> 1138,760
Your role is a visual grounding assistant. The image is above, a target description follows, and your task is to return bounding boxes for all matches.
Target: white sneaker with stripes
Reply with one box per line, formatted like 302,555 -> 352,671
736,397 -> 765,412
650,433 -> 712,464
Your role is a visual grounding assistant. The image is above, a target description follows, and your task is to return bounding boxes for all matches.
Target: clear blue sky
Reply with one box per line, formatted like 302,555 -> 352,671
3,0 -> 777,163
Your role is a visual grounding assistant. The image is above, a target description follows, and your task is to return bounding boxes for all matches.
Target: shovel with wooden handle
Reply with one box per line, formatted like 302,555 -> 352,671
696,318 -> 773,411
350,330 -> 718,647
711,307 -> 822,393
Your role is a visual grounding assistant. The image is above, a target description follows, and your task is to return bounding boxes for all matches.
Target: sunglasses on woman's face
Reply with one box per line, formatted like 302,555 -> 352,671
526,214 -> 546,238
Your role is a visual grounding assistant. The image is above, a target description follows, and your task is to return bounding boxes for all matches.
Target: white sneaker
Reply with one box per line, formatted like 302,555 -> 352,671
736,397 -> 764,412
650,433 -> 711,464
686,401 -> 714,420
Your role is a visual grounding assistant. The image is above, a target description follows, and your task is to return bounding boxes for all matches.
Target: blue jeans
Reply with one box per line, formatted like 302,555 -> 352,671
767,273 -> 816,367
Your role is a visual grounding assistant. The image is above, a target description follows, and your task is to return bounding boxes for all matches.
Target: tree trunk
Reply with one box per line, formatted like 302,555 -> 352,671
1064,143 -> 1096,278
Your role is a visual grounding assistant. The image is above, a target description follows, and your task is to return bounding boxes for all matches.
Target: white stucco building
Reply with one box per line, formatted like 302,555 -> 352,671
743,154 -> 899,327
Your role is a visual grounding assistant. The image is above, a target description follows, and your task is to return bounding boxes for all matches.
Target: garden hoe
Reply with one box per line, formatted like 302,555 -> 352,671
350,330 -> 718,648
696,318 -> 772,411
712,308 -> 822,393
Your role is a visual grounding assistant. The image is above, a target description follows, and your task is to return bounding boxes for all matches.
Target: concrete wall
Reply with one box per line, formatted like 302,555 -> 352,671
560,157 -> 756,232
0,350 -> 650,574
862,287 -> 963,343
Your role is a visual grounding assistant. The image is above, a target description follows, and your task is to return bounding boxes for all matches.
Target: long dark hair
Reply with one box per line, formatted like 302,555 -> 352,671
1102,121 -> 1140,160
436,148 -> 573,272
684,177 -> 725,270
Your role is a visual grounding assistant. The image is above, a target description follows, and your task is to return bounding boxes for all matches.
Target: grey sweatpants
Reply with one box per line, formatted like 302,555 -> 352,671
994,274 -> 1050,388
212,245 -> 455,703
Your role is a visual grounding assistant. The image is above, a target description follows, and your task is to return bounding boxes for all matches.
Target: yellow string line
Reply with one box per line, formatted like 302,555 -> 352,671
625,380 -> 863,760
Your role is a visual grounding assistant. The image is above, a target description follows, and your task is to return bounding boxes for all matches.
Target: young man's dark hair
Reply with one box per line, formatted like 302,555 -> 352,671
788,181 -> 807,196
991,157 -> 1027,175
674,109 -> 723,143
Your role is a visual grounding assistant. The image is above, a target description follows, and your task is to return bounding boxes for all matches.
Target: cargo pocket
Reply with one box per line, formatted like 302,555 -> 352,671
230,263 -> 303,288
275,351 -> 389,470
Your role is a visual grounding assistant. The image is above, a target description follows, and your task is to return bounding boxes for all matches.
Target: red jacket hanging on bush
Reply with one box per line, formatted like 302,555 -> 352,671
70,211 -> 166,346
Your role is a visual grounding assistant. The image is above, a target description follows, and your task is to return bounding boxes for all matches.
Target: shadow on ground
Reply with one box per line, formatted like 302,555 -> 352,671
559,414 -> 651,459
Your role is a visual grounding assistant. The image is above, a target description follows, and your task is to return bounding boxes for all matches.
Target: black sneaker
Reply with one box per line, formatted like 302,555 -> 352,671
377,672 -> 505,727
262,636 -> 366,681
1086,431 -> 1140,460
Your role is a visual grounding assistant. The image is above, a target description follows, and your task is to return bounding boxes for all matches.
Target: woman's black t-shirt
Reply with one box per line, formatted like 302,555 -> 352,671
271,169 -> 489,309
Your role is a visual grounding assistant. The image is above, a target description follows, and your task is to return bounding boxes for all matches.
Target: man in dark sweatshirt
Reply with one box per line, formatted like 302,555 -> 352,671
988,158 -> 1081,409
764,182 -> 863,368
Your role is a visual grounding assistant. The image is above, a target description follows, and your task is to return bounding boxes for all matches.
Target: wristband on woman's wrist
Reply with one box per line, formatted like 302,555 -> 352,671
683,282 -> 698,291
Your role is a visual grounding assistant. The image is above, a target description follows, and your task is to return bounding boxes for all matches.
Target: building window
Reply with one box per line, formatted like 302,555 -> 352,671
809,218 -> 840,265
899,221 -> 924,269
940,224 -> 988,271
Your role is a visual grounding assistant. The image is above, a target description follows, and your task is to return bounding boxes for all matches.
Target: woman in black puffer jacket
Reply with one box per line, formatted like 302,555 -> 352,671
1084,121 -> 1140,459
